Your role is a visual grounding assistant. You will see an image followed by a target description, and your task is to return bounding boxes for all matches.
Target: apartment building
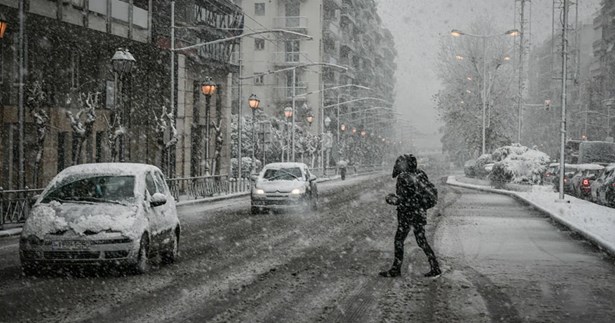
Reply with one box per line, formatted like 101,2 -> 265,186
0,0 -> 243,189
237,0 -> 396,139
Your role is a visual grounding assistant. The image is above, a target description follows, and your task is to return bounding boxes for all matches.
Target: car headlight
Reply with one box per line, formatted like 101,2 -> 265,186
290,188 -> 305,195
254,189 -> 265,195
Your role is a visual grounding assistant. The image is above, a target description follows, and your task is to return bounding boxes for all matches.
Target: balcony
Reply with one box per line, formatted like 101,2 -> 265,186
274,16 -> 309,33
325,0 -> 343,9
341,4 -> 356,26
325,21 -> 341,40
273,52 -> 308,66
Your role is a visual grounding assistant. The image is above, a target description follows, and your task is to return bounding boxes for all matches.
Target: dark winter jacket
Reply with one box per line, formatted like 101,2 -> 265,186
396,169 -> 430,214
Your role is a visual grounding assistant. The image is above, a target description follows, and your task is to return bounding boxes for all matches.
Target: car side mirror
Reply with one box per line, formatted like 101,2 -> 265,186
309,174 -> 317,182
150,193 -> 167,207
29,194 -> 40,207
250,175 -> 258,182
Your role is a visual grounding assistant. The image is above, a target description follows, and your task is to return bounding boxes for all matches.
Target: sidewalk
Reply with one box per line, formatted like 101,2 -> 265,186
447,175 -> 615,256
0,172 -> 367,238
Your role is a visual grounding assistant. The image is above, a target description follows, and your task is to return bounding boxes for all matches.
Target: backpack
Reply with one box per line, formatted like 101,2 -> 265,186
416,172 -> 438,210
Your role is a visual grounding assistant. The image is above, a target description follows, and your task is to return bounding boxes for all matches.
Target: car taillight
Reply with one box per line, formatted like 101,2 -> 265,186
582,179 -> 590,187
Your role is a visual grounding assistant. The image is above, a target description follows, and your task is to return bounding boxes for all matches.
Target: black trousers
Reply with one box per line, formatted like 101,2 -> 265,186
391,210 -> 439,271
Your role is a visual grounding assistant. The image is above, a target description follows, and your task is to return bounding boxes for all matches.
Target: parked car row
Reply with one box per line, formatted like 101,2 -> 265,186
548,163 -> 615,207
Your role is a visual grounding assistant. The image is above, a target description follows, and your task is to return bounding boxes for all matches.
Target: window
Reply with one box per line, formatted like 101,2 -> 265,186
255,38 -> 265,50
285,40 -> 300,62
255,3 -> 265,16
153,171 -> 169,195
254,74 -> 264,85
145,172 -> 158,196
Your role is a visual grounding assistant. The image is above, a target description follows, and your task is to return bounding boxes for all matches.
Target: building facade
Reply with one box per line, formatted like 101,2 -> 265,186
236,0 -> 396,163
0,0 -> 242,190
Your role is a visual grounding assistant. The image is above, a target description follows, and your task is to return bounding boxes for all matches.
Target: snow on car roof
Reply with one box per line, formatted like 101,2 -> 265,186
262,162 -> 308,169
575,164 -> 605,170
58,163 -> 162,176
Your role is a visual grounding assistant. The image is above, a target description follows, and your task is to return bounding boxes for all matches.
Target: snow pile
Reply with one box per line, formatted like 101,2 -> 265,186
22,205 -> 69,239
490,144 -> 550,184
22,202 -> 140,239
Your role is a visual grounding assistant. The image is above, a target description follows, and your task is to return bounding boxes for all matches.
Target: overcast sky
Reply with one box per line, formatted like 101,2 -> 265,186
377,0 -> 600,146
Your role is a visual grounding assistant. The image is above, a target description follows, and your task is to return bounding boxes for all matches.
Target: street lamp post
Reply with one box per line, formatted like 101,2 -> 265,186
201,77 -> 216,174
451,28 -> 519,155
111,48 -> 136,162
248,94 -> 260,173
284,107 -> 293,162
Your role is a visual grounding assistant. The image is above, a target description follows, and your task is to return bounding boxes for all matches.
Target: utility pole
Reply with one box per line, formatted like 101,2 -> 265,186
558,0 -> 569,200
517,0 -> 529,144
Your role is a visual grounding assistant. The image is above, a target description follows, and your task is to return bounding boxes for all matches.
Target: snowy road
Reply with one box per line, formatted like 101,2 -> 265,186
1,173 -> 614,322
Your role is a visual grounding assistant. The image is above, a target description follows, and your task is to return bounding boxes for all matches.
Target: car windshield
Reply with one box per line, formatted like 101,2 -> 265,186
41,175 -> 136,205
262,168 -> 302,181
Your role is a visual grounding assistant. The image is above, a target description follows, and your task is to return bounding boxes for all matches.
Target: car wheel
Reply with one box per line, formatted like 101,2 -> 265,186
133,234 -> 150,275
251,206 -> 261,215
162,231 -> 179,265
311,194 -> 318,211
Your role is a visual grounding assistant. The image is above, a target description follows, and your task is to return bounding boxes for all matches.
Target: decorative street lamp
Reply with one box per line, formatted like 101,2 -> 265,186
284,107 -> 293,162
352,127 -> 357,135
340,124 -> 346,132
360,130 -> 367,137
201,78 -> 217,96
0,13 -> 7,39
248,94 -> 260,172
111,48 -> 136,162
201,77 -> 217,174
324,116 -> 331,128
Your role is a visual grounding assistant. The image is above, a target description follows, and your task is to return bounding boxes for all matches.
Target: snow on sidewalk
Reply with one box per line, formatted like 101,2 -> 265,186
447,175 -> 615,255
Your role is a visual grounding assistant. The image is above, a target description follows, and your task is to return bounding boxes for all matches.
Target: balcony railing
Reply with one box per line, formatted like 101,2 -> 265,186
274,16 -> 309,31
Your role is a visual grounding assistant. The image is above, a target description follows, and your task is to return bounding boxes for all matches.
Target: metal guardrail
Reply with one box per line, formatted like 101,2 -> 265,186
166,175 -> 251,202
0,165 -> 385,226
0,187 -> 44,229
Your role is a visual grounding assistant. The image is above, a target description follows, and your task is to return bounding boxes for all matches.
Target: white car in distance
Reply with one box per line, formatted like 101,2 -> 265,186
250,162 -> 319,214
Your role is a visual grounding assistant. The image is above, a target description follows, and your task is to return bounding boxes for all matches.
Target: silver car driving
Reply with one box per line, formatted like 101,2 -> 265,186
251,162 -> 318,214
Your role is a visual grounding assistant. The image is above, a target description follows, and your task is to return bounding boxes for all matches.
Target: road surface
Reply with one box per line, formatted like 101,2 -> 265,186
0,173 -> 614,322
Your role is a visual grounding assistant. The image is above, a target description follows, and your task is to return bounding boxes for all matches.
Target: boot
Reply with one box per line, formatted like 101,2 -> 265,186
379,268 -> 401,277
424,258 -> 441,278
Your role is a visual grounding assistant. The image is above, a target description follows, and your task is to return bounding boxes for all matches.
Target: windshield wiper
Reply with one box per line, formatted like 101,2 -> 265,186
77,197 -> 128,205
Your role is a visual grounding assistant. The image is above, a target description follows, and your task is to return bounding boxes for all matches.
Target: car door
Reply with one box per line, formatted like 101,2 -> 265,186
144,171 -> 164,250
152,170 -> 177,236
599,170 -> 614,203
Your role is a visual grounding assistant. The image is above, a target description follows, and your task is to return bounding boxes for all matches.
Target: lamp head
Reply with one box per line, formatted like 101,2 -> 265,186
201,78 -> 216,96
248,94 -> 260,109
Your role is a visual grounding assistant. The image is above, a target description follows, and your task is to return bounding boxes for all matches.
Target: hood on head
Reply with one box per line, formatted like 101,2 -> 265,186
392,154 -> 418,178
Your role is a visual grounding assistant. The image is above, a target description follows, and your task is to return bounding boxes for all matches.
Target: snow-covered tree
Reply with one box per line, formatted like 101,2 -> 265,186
66,92 -> 99,166
153,105 -> 179,175
436,18 -> 517,163
26,81 -> 48,186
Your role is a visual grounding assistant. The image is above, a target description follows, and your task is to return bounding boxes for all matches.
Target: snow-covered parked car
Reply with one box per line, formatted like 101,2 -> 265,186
250,162 -> 318,214
19,163 -> 180,275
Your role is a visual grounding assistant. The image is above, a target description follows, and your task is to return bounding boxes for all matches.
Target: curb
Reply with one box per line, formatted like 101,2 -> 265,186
446,176 -> 615,257
0,228 -> 22,238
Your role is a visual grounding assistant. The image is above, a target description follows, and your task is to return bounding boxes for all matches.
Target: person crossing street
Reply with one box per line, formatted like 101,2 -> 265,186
380,154 -> 441,278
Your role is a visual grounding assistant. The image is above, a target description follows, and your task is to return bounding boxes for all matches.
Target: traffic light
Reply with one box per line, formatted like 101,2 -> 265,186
544,99 -> 551,111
